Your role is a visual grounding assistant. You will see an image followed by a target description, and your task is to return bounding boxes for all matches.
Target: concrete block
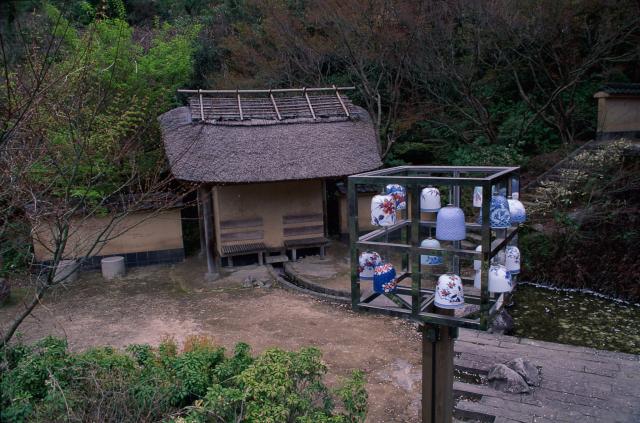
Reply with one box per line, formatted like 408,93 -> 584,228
101,256 -> 125,280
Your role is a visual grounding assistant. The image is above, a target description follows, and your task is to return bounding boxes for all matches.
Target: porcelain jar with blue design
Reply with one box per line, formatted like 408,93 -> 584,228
420,187 -> 441,212
477,195 -> 511,228
436,205 -> 466,241
435,273 -> 464,309
489,264 -> 512,293
358,251 -> 382,280
373,263 -> 397,294
385,184 -> 406,210
371,194 -> 397,227
473,186 -> 483,208
420,238 -> 443,266
508,197 -> 526,225
505,246 -> 520,275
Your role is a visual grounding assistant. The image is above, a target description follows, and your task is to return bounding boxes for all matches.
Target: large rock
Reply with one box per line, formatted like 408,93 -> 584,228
489,309 -> 515,335
505,358 -> 541,387
487,363 -> 531,394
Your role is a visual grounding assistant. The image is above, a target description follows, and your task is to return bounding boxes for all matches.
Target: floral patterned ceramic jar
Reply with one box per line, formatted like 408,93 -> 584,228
477,195 -> 511,228
507,197 -> 526,225
435,273 -> 465,309
473,186 -> 483,208
385,184 -> 406,210
420,238 -> 443,266
371,194 -> 397,227
436,205 -> 466,241
489,264 -> 512,293
505,246 -> 520,275
420,187 -> 441,212
373,263 -> 397,294
358,251 -> 382,280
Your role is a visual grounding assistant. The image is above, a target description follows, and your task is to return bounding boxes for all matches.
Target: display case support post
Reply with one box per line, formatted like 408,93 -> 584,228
422,309 -> 456,423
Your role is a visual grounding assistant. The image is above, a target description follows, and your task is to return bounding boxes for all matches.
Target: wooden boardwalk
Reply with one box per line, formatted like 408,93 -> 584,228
454,330 -> 640,423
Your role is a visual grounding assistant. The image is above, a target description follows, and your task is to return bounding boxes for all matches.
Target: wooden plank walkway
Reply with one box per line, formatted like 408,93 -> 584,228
454,329 -> 640,423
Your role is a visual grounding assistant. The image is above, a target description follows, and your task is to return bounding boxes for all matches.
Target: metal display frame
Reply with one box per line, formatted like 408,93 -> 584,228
348,165 -> 521,331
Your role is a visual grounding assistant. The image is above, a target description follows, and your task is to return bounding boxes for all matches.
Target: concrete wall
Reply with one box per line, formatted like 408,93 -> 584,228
213,180 -> 324,251
596,95 -> 640,135
33,209 -> 184,261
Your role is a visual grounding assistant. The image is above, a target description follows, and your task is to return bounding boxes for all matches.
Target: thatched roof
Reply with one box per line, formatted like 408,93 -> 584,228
158,102 -> 382,184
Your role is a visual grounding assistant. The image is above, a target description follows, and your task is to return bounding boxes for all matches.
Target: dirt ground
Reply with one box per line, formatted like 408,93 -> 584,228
1,258 -> 426,423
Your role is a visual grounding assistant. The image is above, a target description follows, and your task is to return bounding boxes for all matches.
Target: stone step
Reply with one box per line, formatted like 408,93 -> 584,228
265,254 -> 289,264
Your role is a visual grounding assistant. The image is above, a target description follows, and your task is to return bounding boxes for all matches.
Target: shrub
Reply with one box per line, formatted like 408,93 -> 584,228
0,337 -> 367,423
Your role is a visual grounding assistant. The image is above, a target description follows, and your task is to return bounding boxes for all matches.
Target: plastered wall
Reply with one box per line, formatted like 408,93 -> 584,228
597,97 -> 640,133
338,194 -> 377,234
32,209 -> 184,261
213,180 -> 324,250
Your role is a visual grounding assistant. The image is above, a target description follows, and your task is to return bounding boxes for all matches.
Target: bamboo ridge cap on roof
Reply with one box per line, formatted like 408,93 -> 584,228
180,86 -> 356,122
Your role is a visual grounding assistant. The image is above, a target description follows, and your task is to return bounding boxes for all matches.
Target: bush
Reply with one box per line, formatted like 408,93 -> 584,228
0,337 -> 367,423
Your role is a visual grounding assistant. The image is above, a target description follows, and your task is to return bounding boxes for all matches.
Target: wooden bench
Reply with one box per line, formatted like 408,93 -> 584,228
281,213 -> 328,260
219,217 -> 266,266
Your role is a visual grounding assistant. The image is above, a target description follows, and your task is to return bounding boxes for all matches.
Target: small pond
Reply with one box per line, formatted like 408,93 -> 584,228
510,283 -> 640,355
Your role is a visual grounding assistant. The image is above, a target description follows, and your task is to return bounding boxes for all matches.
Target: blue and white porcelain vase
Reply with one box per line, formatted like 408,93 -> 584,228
436,205 -> 466,241
477,195 -> 511,229
420,187 -> 441,212
385,184 -> 406,211
489,264 -> 512,293
508,197 -> 526,225
473,186 -> 483,208
358,251 -> 382,280
435,273 -> 464,309
491,249 -> 506,265
505,246 -> 520,275
371,194 -> 397,227
420,238 -> 443,266
373,263 -> 397,294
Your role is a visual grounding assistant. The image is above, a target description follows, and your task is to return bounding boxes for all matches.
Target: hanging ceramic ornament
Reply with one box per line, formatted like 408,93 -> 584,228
385,184 -> 406,210
371,194 -> 397,227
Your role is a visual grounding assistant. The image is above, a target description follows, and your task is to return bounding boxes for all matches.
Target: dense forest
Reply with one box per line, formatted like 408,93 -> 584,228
1,0 -> 639,299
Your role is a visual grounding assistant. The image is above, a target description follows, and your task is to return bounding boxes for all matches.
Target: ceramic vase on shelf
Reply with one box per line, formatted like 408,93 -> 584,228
505,246 -> 520,275
373,263 -> 397,294
385,184 -> 406,211
491,249 -> 506,266
358,251 -> 382,280
420,186 -> 441,212
473,186 -> 483,208
477,195 -> 511,229
371,194 -> 397,227
435,273 -> 465,309
436,205 -> 466,241
508,197 -> 526,225
489,264 -> 512,293
420,238 -> 443,266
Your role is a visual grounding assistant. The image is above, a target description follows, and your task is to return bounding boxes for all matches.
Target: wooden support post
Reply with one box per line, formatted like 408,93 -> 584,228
197,189 -> 206,258
422,310 -> 456,423
291,248 -> 297,261
199,184 -> 218,279
258,252 -> 264,266
320,245 -> 326,257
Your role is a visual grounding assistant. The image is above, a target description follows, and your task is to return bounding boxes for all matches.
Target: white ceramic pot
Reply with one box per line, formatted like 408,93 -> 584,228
473,186 -> 483,208
435,273 -> 465,309
473,245 -> 482,270
505,246 -> 520,274
358,251 -> 382,280
489,264 -> 512,293
371,194 -> 397,227
420,238 -> 443,266
474,270 -> 481,289
420,187 -> 441,212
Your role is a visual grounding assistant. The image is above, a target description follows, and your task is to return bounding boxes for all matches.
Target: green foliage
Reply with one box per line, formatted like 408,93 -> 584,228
0,337 -> 368,423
